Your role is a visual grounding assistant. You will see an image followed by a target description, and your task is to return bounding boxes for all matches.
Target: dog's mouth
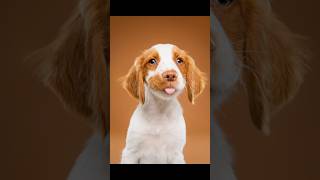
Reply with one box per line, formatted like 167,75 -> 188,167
148,75 -> 180,96
163,87 -> 176,95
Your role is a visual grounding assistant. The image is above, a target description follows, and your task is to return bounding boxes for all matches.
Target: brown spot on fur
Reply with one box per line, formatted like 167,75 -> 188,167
173,46 -> 206,104
142,48 -> 160,71
172,46 -> 188,78
122,48 -> 161,104
186,56 -> 207,104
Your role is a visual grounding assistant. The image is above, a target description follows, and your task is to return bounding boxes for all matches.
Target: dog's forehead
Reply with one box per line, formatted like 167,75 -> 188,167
153,44 -> 180,72
152,44 -> 174,59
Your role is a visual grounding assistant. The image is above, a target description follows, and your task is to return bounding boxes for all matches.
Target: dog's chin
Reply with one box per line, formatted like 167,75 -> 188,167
149,87 -> 183,101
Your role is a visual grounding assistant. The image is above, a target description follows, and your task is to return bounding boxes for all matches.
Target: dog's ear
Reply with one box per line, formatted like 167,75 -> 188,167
186,55 -> 206,104
30,0 -> 108,129
242,0 -> 307,134
122,57 -> 145,104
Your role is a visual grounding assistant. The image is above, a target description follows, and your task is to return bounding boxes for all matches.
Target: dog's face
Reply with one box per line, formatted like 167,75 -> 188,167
122,44 -> 206,104
142,44 -> 187,101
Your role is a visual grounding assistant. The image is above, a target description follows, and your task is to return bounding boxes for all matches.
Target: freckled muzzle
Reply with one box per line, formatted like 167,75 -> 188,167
148,70 -> 180,96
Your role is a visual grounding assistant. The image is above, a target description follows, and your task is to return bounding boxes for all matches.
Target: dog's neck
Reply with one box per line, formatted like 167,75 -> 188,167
138,86 -> 181,116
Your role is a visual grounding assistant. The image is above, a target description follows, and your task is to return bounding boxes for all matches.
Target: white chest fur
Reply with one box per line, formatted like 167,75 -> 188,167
121,89 -> 186,164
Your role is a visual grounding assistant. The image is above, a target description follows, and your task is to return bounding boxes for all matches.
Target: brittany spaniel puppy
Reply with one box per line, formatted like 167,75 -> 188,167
120,44 -> 206,164
211,0 -> 306,179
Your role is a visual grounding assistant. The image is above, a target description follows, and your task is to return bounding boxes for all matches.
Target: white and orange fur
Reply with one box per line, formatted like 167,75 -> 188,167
120,44 -> 206,164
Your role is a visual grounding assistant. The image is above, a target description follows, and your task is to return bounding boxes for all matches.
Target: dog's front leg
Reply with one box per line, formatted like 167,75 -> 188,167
168,151 -> 186,164
120,149 -> 140,164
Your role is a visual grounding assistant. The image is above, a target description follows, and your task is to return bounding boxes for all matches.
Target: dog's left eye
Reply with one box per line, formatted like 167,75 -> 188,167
148,59 -> 157,65
176,58 -> 184,64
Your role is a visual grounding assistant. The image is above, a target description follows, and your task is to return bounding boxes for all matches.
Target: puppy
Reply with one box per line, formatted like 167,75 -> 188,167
211,0 -> 307,179
120,44 -> 206,164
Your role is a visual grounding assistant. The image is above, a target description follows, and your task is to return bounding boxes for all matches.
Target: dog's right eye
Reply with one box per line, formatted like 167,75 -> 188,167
176,58 -> 184,64
148,59 -> 157,65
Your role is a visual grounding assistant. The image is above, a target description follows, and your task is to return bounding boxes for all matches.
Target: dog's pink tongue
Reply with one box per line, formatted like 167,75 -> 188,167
164,88 -> 176,95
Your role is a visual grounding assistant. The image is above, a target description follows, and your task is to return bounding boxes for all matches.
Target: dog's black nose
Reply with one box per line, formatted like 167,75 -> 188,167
162,70 -> 177,82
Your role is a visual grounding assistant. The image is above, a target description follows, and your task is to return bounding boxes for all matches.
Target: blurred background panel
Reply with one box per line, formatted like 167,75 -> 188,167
0,0 -> 91,180
217,1 -> 320,180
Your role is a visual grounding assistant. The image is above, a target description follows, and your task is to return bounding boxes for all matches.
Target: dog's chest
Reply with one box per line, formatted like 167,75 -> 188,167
131,107 -> 185,138
127,105 -> 186,152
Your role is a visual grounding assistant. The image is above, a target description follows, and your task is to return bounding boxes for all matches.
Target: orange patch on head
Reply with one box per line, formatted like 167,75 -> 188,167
173,46 -> 206,104
122,48 -> 161,104
141,48 -> 161,71
172,46 -> 188,78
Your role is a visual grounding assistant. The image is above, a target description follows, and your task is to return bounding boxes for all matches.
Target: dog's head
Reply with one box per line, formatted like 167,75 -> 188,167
122,44 -> 206,104
211,0 -> 307,134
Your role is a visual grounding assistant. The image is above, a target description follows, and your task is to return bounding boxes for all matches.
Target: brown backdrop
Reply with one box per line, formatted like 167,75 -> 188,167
0,0 -> 319,179
110,16 -> 211,164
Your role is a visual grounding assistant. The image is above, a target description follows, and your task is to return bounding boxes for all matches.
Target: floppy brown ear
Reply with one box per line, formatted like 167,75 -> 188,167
242,1 -> 307,134
186,55 -> 207,104
31,0 -> 108,129
122,58 -> 145,104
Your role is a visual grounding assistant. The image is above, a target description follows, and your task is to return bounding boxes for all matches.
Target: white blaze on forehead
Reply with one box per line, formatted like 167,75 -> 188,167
152,44 -> 180,74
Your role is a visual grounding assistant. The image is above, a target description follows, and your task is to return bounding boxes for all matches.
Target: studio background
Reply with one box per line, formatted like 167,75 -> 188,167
0,0 -> 319,179
110,16 -> 211,164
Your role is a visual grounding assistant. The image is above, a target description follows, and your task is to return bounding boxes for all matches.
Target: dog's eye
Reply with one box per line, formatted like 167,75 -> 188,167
216,0 -> 233,6
176,58 -> 184,64
148,59 -> 157,65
